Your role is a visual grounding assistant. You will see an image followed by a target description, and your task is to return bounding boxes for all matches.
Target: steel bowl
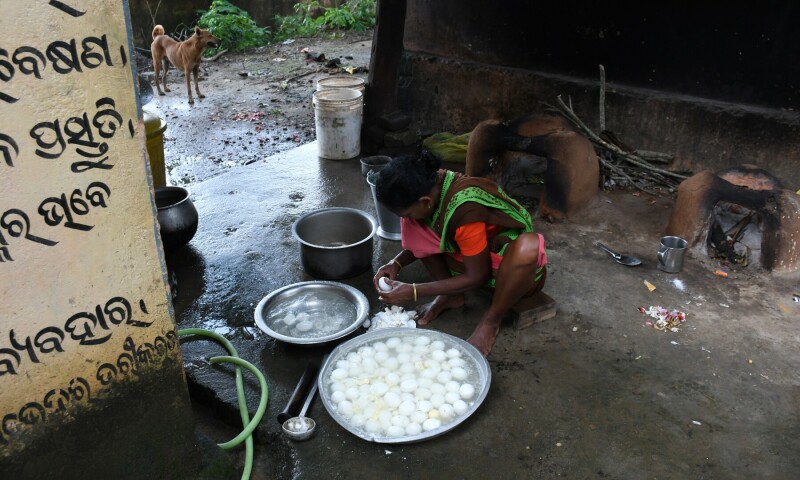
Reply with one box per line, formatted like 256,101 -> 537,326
360,155 -> 391,176
155,186 -> 198,250
318,328 -> 492,443
254,281 -> 369,345
292,207 -> 376,280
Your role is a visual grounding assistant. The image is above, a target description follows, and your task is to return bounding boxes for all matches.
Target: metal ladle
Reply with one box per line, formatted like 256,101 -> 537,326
282,361 -> 323,441
595,242 -> 642,267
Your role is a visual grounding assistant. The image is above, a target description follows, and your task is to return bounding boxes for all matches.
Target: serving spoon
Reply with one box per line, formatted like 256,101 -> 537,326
282,354 -> 327,441
282,381 -> 319,441
595,242 -> 642,267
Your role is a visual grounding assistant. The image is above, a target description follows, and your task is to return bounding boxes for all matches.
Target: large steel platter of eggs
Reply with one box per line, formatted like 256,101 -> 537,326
254,281 -> 369,345
319,327 -> 491,443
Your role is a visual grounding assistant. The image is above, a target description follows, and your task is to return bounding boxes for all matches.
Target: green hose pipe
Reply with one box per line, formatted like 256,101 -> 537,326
178,328 -> 269,480
209,355 -> 269,449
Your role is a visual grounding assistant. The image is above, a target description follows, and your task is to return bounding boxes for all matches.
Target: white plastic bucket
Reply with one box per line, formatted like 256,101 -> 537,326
316,76 -> 366,96
317,76 -> 366,118
313,88 -> 363,160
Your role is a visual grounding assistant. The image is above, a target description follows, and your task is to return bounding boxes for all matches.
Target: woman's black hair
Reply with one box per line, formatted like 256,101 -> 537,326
375,151 -> 441,210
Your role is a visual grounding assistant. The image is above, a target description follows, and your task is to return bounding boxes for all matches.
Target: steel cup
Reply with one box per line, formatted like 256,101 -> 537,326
657,236 -> 688,273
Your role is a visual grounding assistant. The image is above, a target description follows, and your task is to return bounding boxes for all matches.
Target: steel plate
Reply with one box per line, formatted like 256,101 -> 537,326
318,328 -> 491,443
254,281 -> 369,345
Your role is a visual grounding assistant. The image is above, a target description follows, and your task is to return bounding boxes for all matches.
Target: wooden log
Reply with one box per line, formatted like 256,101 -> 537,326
512,292 -> 557,330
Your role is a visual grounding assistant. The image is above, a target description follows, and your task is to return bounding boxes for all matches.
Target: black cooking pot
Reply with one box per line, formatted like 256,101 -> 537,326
155,186 -> 198,250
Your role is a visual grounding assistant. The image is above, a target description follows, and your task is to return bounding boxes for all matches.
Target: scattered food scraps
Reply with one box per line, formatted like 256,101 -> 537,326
231,111 -> 267,122
644,280 -> 656,292
720,303 -> 730,308
692,420 -> 702,426
638,306 -> 687,332
714,269 -> 728,277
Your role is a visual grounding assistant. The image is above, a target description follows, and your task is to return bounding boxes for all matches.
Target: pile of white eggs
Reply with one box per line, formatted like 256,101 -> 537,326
325,333 -> 480,438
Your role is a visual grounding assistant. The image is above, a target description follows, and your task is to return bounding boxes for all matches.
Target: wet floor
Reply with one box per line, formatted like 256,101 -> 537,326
167,142 -> 800,479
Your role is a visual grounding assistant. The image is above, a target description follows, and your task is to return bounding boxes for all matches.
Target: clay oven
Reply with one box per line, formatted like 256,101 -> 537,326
665,165 -> 800,273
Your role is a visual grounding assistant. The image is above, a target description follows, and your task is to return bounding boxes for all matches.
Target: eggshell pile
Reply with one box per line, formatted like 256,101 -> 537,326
362,306 -> 417,331
324,332 -> 481,439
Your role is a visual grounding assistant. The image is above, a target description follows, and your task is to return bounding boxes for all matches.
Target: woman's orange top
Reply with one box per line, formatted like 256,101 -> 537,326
454,222 -> 501,256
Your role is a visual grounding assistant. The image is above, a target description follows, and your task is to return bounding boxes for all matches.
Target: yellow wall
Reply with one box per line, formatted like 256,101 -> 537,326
0,0 -> 179,450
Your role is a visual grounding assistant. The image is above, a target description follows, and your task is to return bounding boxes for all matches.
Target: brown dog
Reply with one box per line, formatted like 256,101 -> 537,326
151,25 -> 220,104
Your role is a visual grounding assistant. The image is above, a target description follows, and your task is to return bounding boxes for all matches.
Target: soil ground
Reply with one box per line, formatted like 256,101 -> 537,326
137,30 -> 373,186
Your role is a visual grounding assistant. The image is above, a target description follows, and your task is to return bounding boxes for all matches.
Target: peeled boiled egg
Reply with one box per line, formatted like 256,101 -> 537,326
383,391 -> 401,407
371,382 -> 389,396
446,348 -> 461,358
422,418 -> 442,431
459,383 -> 475,400
453,399 -> 468,416
438,403 -> 455,420
400,379 -> 418,393
405,423 -> 422,435
444,391 -> 460,404
411,410 -> 428,424
398,400 -> 416,416
337,400 -> 353,416
378,277 -> 391,291
295,320 -> 313,332
331,390 -> 346,404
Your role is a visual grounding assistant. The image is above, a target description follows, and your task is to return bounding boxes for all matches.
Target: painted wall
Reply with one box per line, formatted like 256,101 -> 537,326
0,1 -> 199,476
396,0 -> 800,187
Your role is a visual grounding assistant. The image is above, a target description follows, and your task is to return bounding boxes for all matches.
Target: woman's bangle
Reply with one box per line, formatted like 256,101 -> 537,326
391,259 -> 403,271
412,283 -> 417,302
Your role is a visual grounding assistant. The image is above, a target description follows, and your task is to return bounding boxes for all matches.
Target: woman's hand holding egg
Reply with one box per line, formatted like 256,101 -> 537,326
373,261 -> 398,292
377,276 -> 400,304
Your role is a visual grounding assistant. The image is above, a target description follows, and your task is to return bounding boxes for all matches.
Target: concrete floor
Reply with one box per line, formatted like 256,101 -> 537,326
170,142 -> 800,479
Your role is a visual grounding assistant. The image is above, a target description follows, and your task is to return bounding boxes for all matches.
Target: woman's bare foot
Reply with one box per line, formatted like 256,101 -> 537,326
416,294 -> 464,325
467,320 -> 501,357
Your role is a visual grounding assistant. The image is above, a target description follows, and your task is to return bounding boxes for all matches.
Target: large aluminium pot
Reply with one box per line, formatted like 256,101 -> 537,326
292,207 -> 376,280
155,186 -> 198,250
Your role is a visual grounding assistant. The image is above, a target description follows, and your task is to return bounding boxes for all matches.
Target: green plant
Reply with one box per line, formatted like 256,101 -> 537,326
322,0 -> 375,31
197,0 -> 270,55
272,1 -> 325,42
273,0 -> 376,42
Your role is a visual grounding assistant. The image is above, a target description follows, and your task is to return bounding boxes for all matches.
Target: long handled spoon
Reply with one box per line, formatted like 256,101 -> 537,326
595,242 -> 642,266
